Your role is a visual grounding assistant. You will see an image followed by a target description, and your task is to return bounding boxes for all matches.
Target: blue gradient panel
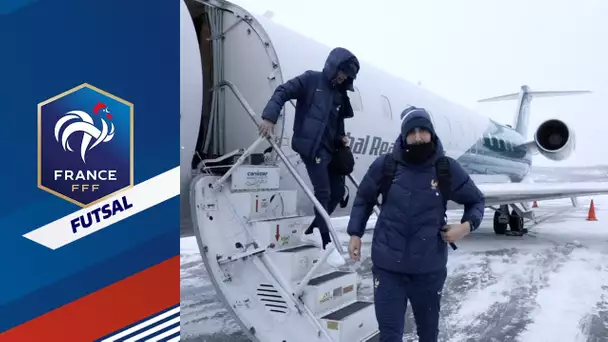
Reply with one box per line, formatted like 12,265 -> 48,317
40,85 -> 132,205
0,0 -> 179,333
0,0 -> 41,14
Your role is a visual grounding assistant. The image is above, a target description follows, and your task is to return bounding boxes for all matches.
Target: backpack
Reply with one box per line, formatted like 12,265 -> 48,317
329,145 -> 355,176
377,154 -> 452,213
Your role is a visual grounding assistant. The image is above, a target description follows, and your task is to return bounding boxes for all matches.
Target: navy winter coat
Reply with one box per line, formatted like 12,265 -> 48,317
346,111 -> 486,274
261,47 -> 360,159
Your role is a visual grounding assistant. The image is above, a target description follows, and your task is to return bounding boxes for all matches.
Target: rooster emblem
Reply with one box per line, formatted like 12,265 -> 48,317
54,102 -> 115,164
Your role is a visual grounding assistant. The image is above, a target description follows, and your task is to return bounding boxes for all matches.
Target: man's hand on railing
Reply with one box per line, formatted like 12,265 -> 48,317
259,119 -> 275,137
348,236 -> 361,261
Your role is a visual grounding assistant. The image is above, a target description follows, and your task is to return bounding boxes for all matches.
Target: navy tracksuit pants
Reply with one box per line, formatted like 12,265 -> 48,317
302,148 -> 345,239
372,265 -> 447,342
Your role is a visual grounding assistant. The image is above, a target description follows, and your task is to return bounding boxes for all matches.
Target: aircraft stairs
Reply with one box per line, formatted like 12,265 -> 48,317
190,81 -> 380,342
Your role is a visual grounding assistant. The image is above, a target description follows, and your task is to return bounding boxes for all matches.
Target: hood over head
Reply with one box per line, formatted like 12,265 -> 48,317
322,47 -> 360,91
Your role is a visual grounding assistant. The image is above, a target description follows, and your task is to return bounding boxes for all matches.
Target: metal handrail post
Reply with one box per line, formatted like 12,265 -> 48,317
215,80 -> 344,255
293,243 -> 338,298
210,136 -> 265,190
266,137 -> 344,254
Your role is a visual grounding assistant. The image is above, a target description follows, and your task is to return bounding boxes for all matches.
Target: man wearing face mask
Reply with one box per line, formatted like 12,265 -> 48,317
259,47 -> 360,267
345,107 -> 485,342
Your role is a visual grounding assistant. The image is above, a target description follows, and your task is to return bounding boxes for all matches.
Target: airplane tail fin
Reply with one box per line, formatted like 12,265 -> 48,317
478,85 -> 591,139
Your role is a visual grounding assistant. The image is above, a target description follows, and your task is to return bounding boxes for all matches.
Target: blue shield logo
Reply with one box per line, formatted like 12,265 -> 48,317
38,83 -> 134,207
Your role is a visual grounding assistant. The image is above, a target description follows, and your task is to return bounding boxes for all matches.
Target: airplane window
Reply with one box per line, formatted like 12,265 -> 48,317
349,87 -> 363,111
449,119 -> 464,150
499,139 -> 506,151
457,121 -> 466,146
484,136 -> 491,147
441,114 -> 451,131
491,137 -> 498,148
380,95 -> 392,119
439,114 -> 452,148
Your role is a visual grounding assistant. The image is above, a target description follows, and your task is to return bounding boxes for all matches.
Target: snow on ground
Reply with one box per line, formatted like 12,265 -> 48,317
180,195 -> 608,342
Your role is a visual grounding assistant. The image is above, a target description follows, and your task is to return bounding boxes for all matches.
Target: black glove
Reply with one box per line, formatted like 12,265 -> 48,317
321,232 -> 332,249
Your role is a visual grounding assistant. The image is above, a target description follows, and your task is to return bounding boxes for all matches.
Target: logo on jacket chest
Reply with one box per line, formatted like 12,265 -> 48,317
431,179 -> 438,190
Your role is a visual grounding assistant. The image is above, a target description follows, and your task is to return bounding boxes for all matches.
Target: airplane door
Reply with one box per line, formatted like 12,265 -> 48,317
380,95 -> 392,119
451,118 -> 465,152
430,112 -> 452,151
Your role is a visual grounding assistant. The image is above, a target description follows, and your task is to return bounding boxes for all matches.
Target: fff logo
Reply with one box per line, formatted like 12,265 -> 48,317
38,83 -> 134,207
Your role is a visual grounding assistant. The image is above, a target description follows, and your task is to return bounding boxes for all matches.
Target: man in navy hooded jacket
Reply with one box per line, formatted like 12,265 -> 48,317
259,47 -> 360,267
346,107 -> 485,342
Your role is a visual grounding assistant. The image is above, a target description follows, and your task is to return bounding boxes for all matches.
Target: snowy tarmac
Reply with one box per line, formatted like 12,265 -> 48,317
180,195 -> 608,342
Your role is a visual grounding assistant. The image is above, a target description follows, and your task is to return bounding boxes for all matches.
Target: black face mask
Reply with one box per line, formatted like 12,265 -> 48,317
332,76 -> 351,91
402,141 -> 436,164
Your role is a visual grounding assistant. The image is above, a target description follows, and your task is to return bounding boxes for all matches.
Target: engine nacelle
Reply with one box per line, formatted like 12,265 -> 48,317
534,119 -> 575,161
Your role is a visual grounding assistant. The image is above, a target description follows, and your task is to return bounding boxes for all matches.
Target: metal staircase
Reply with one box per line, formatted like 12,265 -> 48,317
190,80 -> 379,341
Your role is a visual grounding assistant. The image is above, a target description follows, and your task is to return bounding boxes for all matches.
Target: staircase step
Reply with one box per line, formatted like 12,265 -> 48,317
217,246 -> 266,265
364,332 -> 380,342
248,213 -> 305,223
229,189 -> 299,221
309,270 -> 352,286
321,301 -> 378,342
269,244 -> 334,282
230,165 -> 281,191
302,271 -> 358,316
250,215 -> 314,250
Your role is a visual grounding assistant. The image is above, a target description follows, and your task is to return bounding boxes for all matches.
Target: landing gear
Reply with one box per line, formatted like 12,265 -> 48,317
493,209 -> 508,235
508,210 -> 527,235
493,204 -> 529,236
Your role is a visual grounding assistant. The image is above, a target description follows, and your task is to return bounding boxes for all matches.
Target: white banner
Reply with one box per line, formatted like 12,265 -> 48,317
23,166 -> 180,250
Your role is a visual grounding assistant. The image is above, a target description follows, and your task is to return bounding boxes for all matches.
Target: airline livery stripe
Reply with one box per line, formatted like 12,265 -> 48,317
96,305 -> 180,342
23,166 -> 180,250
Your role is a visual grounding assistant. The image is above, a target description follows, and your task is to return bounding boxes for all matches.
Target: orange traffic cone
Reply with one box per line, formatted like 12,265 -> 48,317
587,199 -> 598,221
532,201 -> 538,208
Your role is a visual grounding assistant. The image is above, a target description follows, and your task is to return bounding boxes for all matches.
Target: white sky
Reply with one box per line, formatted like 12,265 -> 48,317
235,0 -> 608,167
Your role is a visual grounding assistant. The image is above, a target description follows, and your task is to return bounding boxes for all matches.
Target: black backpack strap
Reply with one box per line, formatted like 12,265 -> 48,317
435,156 -> 451,202
435,156 -> 452,222
436,156 -> 459,251
339,180 -> 349,208
378,154 -> 397,206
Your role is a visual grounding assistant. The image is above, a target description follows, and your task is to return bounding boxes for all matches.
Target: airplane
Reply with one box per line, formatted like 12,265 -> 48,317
181,0 -> 606,236
179,0 -> 608,340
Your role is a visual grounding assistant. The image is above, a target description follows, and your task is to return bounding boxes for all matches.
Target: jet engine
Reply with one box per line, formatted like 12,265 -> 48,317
534,119 -> 575,161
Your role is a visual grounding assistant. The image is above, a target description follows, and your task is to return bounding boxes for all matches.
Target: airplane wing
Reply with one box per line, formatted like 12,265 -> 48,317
478,182 -> 608,207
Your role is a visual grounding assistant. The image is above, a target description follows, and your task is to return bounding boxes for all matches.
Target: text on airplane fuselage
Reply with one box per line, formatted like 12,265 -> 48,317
345,132 -> 395,156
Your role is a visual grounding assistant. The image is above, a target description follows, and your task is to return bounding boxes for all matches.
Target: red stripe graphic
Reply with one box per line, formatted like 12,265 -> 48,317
0,256 -> 179,342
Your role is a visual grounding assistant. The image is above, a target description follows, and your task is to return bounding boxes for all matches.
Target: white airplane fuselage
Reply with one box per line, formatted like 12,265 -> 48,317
180,0 -> 575,217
